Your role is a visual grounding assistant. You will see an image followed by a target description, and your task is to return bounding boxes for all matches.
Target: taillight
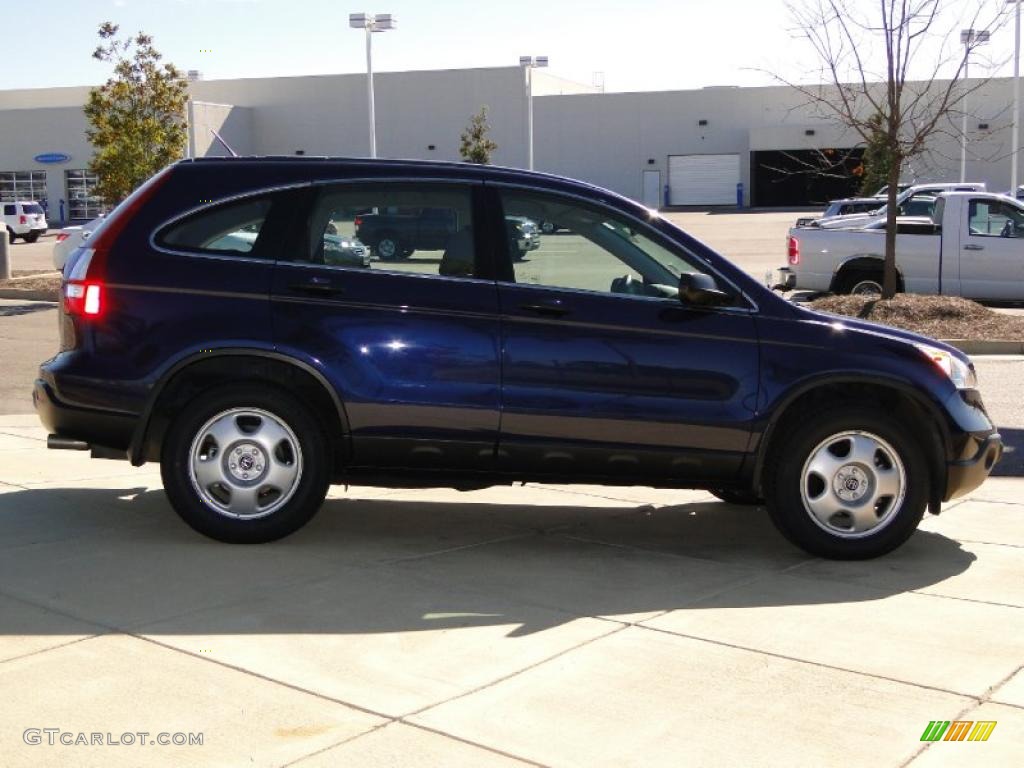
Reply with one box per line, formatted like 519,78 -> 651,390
19,215 -> 26,224
64,248 -> 105,317
56,233 -> 70,243
354,216 -> 363,227
787,235 -> 800,265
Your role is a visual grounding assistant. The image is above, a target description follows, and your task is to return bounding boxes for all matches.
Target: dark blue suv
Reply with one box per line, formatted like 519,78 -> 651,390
35,157 -> 1001,558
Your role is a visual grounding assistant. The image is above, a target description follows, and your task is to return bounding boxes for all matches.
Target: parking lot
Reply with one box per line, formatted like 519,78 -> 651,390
1,216 -> 1022,767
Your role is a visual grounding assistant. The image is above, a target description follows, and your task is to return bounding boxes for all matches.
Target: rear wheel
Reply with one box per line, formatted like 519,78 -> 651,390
6,229 -> 16,244
24,232 -> 40,244
161,384 -> 330,543
836,270 -> 883,296
375,232 -> 404,261
764,406 -> 928,559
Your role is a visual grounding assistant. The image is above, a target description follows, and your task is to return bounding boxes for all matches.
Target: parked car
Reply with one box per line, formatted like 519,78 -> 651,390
53,215 -> 106,271
37,156 -> 1001,559
354,206 -> 538,261
774,192 -> 1024,299
872,183 -> 912,198
3,200 -> 48,243
807,183 -> 987,230
795,197 -> 882,227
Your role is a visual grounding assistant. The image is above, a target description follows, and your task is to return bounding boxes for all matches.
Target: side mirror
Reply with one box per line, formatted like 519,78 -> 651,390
678,272 -> 733,307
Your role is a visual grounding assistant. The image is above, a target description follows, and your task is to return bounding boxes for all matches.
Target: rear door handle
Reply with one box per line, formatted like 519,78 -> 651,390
519,302 -> 569,317
964,244 -> 985,251
289,277 -> 344,296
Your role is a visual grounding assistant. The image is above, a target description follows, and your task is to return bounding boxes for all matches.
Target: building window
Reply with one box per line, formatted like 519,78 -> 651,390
0,171 -> 48,206
65,170 -> 106,221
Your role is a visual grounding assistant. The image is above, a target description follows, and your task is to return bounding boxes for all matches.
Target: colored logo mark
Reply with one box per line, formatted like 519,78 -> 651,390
921,720 -> 997,742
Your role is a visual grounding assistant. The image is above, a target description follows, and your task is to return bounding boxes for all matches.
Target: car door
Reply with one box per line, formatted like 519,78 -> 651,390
271,180 -> 502,471
490,186 -> 759,483
957,198 -> 1024,301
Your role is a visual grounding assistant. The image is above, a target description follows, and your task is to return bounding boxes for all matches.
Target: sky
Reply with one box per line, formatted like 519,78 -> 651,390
1,0 -> 1018,93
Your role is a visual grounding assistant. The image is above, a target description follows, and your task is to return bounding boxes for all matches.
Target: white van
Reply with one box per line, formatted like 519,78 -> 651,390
3,200 -> 49,243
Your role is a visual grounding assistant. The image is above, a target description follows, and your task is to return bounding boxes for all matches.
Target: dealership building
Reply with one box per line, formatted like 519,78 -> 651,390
0,65 -> 1019,222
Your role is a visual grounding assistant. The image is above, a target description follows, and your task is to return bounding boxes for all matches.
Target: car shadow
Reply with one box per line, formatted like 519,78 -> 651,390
992,426 -> 1023,477
0,485 -> 977,638
0,302 -> 56,318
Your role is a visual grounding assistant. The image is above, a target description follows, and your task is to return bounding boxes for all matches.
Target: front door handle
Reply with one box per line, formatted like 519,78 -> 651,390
289,277 -> 344,296
964,244 -> 985,251
519,302 -> 569,317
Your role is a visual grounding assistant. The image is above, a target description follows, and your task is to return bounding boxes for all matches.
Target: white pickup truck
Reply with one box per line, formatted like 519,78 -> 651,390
773,192 -> 1024,300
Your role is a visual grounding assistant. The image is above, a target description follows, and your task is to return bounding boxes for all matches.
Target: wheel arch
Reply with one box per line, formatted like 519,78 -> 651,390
830,255 -> 904,293
752,375 -> 951,512
130,349 -> 351,471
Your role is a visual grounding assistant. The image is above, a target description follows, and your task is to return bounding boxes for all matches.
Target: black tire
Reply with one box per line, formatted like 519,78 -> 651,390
836,270 -> 883,296
710,488 -> 763,505
24,232 -> 40,244
160,384 -> 330,543
763,405 -> 929,559
374,231 -> 403,261
540,221 -> 556,234
7,229 -> 16,244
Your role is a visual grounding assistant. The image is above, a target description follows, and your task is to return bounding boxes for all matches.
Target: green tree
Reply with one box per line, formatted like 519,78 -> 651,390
459,107 -> 498,165
857,114 -> 896,197
84,22 -> 188,206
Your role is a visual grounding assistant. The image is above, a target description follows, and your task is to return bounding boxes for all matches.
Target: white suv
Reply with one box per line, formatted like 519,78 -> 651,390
3,200 -> 48,243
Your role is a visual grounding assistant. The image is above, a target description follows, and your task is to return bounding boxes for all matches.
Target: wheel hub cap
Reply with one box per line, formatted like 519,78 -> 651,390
188,408 -> 303,520
799,430 -> 907,539
833,464 -> 870,502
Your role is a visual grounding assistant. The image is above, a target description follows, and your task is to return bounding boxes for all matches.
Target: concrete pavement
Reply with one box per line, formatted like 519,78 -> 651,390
0,411 -> 1022,767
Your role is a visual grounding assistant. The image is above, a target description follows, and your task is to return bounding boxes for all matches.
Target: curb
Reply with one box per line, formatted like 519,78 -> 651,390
940,339 -> 1024,355
0,289 -> 58,302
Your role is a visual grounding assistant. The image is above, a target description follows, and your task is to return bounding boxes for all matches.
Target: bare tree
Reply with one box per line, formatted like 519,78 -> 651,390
782,0 -> 1006,298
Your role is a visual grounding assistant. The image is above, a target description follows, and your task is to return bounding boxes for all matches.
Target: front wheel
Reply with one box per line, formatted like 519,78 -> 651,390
161,385 -> 330,543
764,406 -> 928,559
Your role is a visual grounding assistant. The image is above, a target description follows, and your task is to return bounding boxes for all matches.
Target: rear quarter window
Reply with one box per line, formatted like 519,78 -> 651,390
155,197 -> 273,256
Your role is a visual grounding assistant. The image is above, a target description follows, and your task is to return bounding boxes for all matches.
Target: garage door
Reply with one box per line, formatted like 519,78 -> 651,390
668,154 -> 740,206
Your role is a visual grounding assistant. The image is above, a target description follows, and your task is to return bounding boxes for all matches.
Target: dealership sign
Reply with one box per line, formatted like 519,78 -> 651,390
34,152 -> 71,164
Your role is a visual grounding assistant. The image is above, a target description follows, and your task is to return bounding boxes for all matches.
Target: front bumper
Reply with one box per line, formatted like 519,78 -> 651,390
945,432 -> 1003,501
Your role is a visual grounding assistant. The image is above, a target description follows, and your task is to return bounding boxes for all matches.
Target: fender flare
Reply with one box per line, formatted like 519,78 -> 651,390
128,347 -> 351,465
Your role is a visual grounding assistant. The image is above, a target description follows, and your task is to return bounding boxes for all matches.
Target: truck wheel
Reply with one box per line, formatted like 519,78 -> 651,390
837,270 -> 883,296
540,221 -> 556,234
160,384 -> 330,543
763,405 -> 928,559
375,232 -> 403,261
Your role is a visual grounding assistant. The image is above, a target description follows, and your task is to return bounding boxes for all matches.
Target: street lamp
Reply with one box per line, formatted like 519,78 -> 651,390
1009,0 -> 1022,193
520,55 -> 548,170
349,12 -> 396,158
959,28 -> 991,183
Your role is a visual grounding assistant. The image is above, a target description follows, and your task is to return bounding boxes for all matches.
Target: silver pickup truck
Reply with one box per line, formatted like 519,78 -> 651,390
772,192 -> 1024,300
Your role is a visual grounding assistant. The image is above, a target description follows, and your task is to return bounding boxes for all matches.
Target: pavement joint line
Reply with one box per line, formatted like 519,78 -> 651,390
131,624 -> 595,768
957,497 -> 1024,507
633,621 -> 1011,705
900,663 -> 1024,767
0,633 -> 108,668
0,428 -> 46,442
401,623 -> 630,721
526,482 -> 711,506
284,719 -> 548,768
908,590 -> 1023,610
378,532 -> 534,565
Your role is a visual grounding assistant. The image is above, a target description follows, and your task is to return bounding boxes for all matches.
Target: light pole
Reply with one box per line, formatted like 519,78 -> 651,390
349,12 -> 396,158
959,29 -> 991,183
519,55 -> 548,170
1010,0 -> 1022,193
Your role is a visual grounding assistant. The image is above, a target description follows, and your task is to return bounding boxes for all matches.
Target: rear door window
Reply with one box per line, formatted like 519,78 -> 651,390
3,205 -> 13,216
156,196 -> 274,256
23,204 -> 44,215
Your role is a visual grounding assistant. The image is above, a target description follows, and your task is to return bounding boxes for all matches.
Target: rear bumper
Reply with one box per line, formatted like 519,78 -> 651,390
33,378 -> 134,459
945,432 -> 1003,501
